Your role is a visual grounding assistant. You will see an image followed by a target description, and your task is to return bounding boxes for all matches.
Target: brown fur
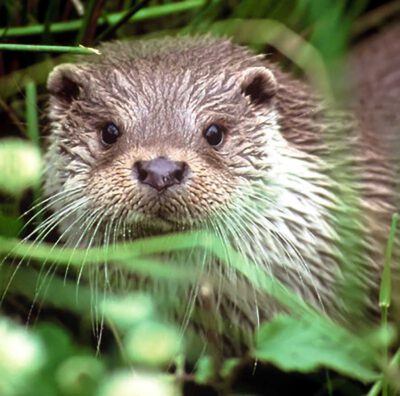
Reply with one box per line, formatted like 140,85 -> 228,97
43,34 -> 399,355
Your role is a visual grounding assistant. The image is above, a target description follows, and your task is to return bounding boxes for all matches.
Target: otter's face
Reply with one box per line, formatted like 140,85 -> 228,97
45,53 -> 279,240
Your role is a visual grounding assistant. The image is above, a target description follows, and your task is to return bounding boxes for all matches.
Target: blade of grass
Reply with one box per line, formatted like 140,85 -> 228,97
94,0 -> 151,44
352,0 -> 400,37
192,18 -> 333,100
0,232 -> 215,264
367,349 -> 400,396
0,43 -> 100,55
25,79 -> 43,227
70,0 -> 84,16
42,0 -> 60,44
0,265 -> 92,314
0,0 -> 206,38
0,232 -> 369,327
380,213 -> 399,309
379,213 -> 398,396
75,0 -> 106,46
0,232 -> 328,323
25,80 -> 39,146
0,57 -> 61,100
0,235 -> 196,280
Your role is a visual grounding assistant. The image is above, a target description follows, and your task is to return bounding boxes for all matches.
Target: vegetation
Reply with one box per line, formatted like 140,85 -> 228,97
0,1 -> 399,395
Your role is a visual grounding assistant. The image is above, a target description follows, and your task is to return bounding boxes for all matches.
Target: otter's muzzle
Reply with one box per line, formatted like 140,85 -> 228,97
134,156 -> 188,191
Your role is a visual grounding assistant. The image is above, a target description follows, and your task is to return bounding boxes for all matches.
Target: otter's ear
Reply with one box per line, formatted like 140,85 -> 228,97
239,66 -> 278,106
47,63 -> 86,105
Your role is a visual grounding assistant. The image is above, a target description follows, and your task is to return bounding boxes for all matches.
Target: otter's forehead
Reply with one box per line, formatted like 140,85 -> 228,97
47,35 -> 278,147
74,39 -> 260,144
90,60 -> 242,113
84,64 -> 245,148
88,36 -> 261,76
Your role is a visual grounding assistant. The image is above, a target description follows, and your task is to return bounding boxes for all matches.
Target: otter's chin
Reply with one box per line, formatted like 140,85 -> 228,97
127,211 -> 195,237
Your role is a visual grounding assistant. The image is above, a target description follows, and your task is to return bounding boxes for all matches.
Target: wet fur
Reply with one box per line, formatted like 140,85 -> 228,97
43,35 -> 399,355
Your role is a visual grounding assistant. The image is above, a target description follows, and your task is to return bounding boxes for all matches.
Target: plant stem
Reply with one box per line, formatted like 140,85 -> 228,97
367,349 -> 400,396
76,0 -> 105,45
0,43 -> 100,55
379,213 -> 399,396
94,0 -> 151,44
0,0 -> 206,37
25,79 -> 43,226
25,80 -> 39,146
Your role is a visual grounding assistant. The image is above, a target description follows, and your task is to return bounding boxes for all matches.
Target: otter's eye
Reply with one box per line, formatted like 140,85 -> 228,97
204,124 -> 224,146
101,123 -> 121,146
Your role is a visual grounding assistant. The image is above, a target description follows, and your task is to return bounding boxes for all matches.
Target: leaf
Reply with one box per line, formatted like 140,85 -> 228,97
0,139 -> 42,197
0,214 -> 22,237
124,321 -> 182,367
56,355 -> 105,396
194,356 -> 216,384
253,315 -> 379,382
101,294 -> 155,331
99,371 -> 179,396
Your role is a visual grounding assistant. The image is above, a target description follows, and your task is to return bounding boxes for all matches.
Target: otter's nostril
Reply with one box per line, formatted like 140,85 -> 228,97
172,163 -> 186,183
138,169 -> 148,182
134,161 -> 148,182
134,157 -> 189,191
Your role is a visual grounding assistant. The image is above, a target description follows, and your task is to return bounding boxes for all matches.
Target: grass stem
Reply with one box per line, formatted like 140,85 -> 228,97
94,0 -> 150,44
379,213 -> 398,396
0,43 -> 100,55
0,0 -> 206,38
25,79 -> 39,146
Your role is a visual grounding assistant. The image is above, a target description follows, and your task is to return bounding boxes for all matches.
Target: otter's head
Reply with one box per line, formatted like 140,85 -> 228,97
44,37 -> 280,244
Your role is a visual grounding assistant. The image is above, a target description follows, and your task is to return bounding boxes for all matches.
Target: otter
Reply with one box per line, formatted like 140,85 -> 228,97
43,35 -> 399,355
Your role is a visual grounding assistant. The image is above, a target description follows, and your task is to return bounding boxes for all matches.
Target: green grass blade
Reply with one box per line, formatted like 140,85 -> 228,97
75,0 -> 105,45
94,0 -> 150,44
379,212 -> 398,396
25,79 -> 43,226
0,57 -> 62,100
41,0 -> 60,43
0,265 -> 92,314
0,43 -> 100,55
367,348 -> 400,396
192,18 -> 332,100
0,0 -> 206,38
25,80 -> 39,146
0,232 -> 355,326
379,213 -> 398,309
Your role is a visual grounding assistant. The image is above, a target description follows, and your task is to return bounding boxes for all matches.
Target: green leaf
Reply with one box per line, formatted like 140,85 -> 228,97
194,356 -> 216,384
0,139 -> 42,197
98,371 -> 179,396
124,321 -> 182,367
380,213 -> 398,308
34,323 -> 74,366
220,358 -> 241,380
0,317 -> 46,396
253,315 -> 379,382
56,355 -> 105,396
101,294 -> 155,331
0,214 -> 22,237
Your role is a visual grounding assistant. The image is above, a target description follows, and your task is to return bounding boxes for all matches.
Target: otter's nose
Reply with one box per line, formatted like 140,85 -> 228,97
134,156 -> 188,191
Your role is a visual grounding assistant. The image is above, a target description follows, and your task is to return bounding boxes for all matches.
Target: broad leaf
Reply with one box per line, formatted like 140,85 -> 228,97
254,315 -> 379,382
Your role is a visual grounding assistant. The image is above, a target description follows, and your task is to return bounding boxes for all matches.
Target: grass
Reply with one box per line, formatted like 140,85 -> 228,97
0,0 -> 207,37
0,43 -> 100,54
0,1 -> 399,395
